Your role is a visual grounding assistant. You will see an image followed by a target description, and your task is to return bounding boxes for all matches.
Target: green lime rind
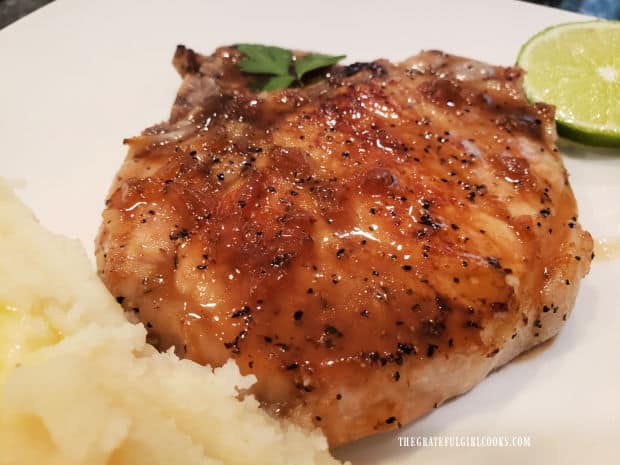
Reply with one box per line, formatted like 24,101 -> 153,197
556,119 -> 620,148
517,20 -> 620,148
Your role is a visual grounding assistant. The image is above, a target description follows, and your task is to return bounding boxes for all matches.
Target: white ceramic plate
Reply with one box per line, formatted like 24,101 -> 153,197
1,1 -> 619,464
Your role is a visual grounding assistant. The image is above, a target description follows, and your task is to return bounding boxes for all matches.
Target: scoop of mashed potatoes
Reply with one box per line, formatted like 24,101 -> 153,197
0,180 -> 342,465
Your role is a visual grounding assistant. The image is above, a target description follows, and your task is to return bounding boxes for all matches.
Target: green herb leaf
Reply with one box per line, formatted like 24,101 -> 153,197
294,53 -> 347,80
262,74 -> 296,91
236,44 -> 292,76
236,44 -> 346,91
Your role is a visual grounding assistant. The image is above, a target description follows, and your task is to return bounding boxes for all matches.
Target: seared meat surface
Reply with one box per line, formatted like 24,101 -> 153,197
96,45 -> 593,446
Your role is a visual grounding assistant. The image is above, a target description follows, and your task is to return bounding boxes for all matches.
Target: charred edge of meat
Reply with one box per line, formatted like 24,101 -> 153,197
173,44 -> 201,76
341,62 -> 386,77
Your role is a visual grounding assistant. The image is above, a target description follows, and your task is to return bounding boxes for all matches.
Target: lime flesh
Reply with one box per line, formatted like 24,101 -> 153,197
517,21 -> 620,148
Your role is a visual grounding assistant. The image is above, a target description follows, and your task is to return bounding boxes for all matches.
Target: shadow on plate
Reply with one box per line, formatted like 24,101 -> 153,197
558,138 -> 620,161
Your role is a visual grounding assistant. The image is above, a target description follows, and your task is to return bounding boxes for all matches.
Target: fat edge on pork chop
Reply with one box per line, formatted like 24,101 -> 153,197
96,45 -> 593,446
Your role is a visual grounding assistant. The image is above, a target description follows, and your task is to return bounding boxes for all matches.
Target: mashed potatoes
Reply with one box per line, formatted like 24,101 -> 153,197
0,180 -> 342,465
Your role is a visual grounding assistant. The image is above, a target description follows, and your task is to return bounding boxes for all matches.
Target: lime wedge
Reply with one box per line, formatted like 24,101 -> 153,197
517,21 -> 620,147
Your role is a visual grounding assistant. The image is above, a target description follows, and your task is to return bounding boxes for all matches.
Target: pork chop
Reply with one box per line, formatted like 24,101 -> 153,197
96,45 -> 593,446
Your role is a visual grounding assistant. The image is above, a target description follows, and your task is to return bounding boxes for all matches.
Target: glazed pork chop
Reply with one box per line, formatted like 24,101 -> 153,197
96,45 -> 593,446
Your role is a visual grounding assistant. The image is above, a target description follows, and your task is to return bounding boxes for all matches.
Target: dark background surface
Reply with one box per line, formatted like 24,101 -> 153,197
1,0 -> 53,29
532,0 -> 620,18
0,0 -> 619,30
